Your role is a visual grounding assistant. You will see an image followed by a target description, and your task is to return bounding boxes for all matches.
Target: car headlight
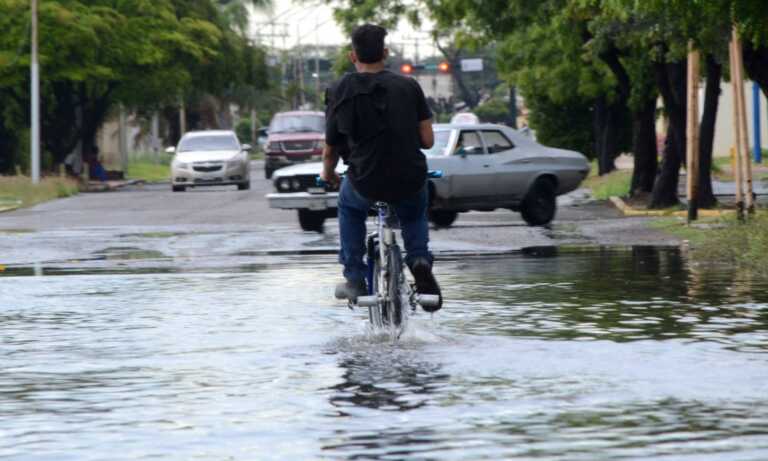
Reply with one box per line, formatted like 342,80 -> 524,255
276,177 -> 292,191
267,142 -> 282,152
175,162 -> 190,170
315,140 -> 325,150
228,159 -> 242,169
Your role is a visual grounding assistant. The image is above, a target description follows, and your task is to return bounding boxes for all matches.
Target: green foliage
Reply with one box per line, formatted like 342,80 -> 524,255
473,98 -> 509,123
584,161 -> 631,198
236,117 -> 253,143
524,85 -> 596,159
0,175 -> 79,208
0,0 -> 270,174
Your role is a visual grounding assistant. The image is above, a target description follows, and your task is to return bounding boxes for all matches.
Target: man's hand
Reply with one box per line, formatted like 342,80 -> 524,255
321,144 -> 341,187
321,168 -> 341,188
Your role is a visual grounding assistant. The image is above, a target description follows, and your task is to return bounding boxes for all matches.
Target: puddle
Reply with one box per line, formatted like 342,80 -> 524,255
1,247 -> 768,460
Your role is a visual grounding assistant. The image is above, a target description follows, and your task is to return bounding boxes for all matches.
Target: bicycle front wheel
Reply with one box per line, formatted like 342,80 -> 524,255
384,245 -> 405,328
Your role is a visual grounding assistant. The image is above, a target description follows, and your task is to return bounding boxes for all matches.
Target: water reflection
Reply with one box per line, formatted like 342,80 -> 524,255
443,247 -> 768,351
327,342 -> 450,414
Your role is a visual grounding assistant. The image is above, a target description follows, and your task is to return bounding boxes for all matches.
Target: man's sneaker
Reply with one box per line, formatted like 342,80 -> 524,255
335,279 -> 367,302
410,257 -> 443,312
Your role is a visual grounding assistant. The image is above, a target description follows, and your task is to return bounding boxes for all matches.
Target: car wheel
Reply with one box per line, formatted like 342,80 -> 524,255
238,181 -> 250,191
298,209 -> 326,232
520,178 -> 556,226
172,185 -> 186,192
428,210 -> 458,228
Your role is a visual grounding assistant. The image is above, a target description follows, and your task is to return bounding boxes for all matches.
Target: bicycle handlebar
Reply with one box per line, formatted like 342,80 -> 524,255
316,170 -> 443,188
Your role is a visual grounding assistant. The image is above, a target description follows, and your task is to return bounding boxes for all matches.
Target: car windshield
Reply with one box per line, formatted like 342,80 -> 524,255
421,130 -> 452,157
270,115 -> 325,133
178,135 -> 239,152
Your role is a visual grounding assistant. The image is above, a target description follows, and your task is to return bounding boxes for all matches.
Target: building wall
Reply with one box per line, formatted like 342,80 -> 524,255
713,80 -> 767,158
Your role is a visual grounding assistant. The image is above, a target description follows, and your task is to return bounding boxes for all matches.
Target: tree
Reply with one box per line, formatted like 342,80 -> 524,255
0,0 -> 270,173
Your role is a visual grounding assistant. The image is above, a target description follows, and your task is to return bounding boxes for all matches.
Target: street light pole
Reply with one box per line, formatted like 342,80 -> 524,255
30,0 -> 40,184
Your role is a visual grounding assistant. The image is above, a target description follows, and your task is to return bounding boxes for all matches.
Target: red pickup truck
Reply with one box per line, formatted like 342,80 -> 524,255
264,111 -> 325,179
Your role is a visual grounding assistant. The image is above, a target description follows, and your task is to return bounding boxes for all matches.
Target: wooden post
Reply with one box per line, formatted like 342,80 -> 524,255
729,35 -> 745,221
732,28 -> 755,214
686,43 -> 701,223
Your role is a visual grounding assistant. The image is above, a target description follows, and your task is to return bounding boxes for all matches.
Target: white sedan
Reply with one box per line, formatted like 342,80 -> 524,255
266,123 -> 589,231
168,130 -> 251,192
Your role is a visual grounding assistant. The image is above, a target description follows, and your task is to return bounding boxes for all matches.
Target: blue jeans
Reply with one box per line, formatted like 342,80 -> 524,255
338,178 -> 432,282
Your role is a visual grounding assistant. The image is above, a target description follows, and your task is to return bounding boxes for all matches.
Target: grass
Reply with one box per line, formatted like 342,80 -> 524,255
0,175 -> 79,209
651,210 -> 768,274
125,153 -> 170,183
583,161 -> 632,200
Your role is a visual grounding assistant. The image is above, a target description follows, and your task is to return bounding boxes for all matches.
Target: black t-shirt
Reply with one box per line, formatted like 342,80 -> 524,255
326,70 -> 432,202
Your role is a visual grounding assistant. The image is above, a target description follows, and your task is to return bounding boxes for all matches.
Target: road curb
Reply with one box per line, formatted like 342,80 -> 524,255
609,196 -> 735,218
0,205 -> 20,214
84,179 -> 145,192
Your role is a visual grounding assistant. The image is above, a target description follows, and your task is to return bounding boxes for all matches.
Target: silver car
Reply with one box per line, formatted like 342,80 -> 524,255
168,130 -> 251,192
267,123 -> 589,231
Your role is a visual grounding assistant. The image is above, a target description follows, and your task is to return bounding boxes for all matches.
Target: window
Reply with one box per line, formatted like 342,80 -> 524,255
269,114 -> 325,133
481,130 -> 514,154
455,131 -> 484,155
179,135 -> 239,152
421,130 -> 452,157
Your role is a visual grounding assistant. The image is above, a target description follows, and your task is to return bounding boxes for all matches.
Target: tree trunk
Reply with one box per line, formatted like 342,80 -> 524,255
650,59 -> 687,209
593,96 -> 623,175
697,54 -> 722,209
630,96 -> 658,196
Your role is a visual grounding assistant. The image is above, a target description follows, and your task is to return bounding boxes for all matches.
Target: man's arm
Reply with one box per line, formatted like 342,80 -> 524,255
419,119 -> 434,149
321,144 -> 341,187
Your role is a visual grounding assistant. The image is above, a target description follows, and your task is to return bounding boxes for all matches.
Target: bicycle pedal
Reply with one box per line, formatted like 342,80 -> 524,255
356,295 -> 379,307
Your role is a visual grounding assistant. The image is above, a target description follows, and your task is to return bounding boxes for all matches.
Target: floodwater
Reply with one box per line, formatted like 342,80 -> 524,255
2,247 -> 768,460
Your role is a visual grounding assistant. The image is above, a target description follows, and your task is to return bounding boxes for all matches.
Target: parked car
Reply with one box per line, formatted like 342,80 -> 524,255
266,123 -> 590,231
264,111 -> 325,179
168,130 -> 251,192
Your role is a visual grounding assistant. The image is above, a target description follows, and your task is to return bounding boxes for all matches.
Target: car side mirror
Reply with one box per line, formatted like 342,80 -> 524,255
242,144 -> 253,151
165,146 -> 176,154
456,147 -> 467,158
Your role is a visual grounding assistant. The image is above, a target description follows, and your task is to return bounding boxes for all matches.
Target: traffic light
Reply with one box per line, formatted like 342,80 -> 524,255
400,63 -> 413,74
438,61 -> 450,73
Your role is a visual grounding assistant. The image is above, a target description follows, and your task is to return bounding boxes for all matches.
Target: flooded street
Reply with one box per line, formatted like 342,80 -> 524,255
3,247 -> 768,460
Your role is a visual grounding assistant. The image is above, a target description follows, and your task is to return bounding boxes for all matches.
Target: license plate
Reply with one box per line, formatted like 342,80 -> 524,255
307,201 -> 327,210
307,187 -> 325,194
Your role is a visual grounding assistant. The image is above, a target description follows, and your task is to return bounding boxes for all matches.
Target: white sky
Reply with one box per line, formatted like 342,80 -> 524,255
247,0 -> 437,59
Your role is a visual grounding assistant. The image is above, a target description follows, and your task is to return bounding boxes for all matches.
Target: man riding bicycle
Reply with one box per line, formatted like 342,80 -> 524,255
320,24 -> 442,312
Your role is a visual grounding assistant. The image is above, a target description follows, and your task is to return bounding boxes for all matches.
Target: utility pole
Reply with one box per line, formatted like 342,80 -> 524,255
297,23 -> 305,108
754,83 -> 762,163
252,21 -> 289,100
30,0 -> 40,184
314,18 -> 321,109
732,28 -> 754,215
686,42 -> 701,223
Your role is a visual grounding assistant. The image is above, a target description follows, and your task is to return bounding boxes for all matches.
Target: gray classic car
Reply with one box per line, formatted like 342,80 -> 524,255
266,123 -> 589,232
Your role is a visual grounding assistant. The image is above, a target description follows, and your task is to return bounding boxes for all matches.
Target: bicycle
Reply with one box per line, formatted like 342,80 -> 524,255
319,172 -> 442,335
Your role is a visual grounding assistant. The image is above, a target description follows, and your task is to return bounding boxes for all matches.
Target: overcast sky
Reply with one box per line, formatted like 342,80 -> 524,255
248,0 -> 437,59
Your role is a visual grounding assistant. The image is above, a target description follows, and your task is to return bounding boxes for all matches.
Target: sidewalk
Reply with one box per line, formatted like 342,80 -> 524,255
83,179 -> 145,192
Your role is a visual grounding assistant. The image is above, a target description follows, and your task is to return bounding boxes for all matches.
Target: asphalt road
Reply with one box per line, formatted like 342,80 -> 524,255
0,161 -> 680,268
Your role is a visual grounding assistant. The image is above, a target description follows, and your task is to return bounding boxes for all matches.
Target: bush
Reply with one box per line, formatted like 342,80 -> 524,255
236,117 -> 253,144
525,89 -> 596,159
474,98 -> 510,124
